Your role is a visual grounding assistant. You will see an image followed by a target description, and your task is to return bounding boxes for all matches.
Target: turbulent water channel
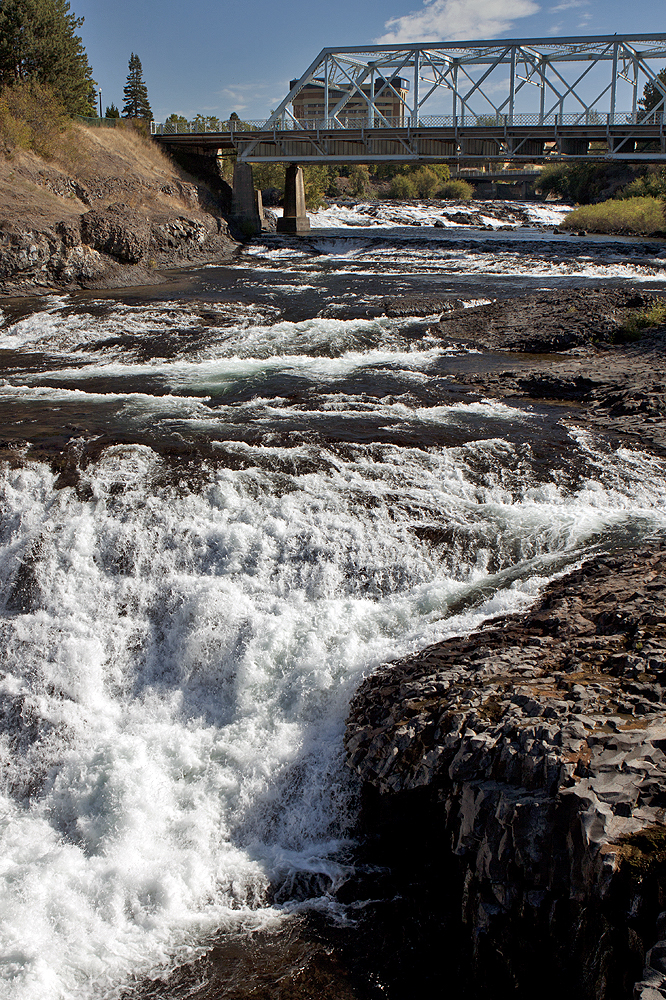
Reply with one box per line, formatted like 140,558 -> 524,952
3,200 -> 666,1000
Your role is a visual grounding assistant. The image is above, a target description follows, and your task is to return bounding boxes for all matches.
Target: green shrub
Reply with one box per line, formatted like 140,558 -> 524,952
253,162 -> 285,197
412,166 -> 440,198
349,164 -> 371,197
535,164 -> 571,199
0,81 -> 73,159
621,302 -> 666,338
389,173 -> 418,199
303,165 -> 328,209
536,162 -> 628,204
439,179 -> 474,201
560,197 -> 666,234
616,168 -> 666,200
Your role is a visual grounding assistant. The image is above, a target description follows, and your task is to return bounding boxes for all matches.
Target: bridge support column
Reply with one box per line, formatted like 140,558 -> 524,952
277,164 -> 310,233
232,162 -> 263,235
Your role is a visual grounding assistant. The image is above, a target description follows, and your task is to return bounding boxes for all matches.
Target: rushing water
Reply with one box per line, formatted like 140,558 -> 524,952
3,200 -> 666,1000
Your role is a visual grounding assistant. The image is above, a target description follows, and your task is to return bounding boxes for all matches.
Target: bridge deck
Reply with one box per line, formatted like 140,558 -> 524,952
153,123 -> 666,163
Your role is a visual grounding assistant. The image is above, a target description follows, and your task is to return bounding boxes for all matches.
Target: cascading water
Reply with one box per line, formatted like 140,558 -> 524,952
2,200 -> 666,1000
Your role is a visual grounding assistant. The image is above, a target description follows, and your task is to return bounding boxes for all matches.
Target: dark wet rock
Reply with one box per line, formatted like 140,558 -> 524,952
433,287 -> 655,353
81,203 -> 150,263
443,211 -> 477,224
381,293 -> 466,317
0,208 -> 238,294
428,288 -> 666,458
346,540 -> 666,998
148,213 -> 233,262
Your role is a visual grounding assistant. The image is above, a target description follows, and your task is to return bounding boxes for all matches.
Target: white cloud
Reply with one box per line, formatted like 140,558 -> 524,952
375,0 -> 540,45
551,1 -> 589,10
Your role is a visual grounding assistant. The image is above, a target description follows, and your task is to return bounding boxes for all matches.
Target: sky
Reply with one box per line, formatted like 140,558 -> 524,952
73,0 -> 666,123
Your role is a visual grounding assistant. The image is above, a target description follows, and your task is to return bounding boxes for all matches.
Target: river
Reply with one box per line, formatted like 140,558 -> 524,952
3,199 -> 666,1000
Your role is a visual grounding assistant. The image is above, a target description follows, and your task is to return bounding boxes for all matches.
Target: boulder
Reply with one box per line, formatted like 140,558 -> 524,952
80,203 -> 150,263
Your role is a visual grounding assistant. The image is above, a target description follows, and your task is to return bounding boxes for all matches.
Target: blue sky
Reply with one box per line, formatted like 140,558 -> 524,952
73,0 -> 665,122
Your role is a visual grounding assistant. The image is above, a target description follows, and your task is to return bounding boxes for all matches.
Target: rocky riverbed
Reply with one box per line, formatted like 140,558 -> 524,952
431,288 -> 666,455
345,288 -> 666,1000
3,193 -> 666,1000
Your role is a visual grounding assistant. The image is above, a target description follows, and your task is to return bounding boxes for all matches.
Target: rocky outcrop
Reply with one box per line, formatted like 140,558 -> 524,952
80,203 -> 150,262
422,289 -> 666,457
0,203 -> 238,293
346,541 -> 666,998
0,220 -> 107,285
433,287 -> 656,352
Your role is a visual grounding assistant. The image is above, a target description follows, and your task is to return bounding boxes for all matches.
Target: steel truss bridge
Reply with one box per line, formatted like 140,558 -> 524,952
152,34 -> 666,164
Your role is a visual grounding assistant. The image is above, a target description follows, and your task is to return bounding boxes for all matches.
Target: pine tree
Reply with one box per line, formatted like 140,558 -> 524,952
122,53 -> 152,121
639,69 -> 666,117
0,0 -> 95,114
105,102 -> 120,118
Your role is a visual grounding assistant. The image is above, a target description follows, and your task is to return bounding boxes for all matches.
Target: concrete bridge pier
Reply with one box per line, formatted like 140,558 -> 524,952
277,164 -> 310,233
232,162 -> 263,235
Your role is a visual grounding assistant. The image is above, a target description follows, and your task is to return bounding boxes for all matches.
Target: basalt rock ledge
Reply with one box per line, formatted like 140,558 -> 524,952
346,540 -> 666,1000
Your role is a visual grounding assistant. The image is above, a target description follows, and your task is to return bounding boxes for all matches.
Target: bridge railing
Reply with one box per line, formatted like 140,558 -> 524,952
151,111 -> 664,136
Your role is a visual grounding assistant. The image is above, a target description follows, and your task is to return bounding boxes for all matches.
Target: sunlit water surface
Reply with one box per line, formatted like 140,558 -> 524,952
2,200 -> 666,999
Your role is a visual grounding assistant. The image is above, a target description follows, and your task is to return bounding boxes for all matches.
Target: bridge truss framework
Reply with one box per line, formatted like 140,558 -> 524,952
152,34 -> 666,164
266,34 -> 666,130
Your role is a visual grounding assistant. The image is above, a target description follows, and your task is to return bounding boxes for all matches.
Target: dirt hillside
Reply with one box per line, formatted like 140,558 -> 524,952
0,123 -> 236,293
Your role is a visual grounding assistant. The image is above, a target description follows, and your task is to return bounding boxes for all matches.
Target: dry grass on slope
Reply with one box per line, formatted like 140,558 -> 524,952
72,126 -> 184,188
0,123 -> 208,231
0,82 -> 212,231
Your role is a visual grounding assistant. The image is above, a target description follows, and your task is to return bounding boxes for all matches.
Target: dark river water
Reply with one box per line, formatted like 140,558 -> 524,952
3,200 -> 666,1000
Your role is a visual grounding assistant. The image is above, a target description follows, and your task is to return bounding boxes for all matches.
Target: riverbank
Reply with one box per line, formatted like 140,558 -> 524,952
432,287 -> 666,454
0,124 -> 237,294
345,288 -> 666,999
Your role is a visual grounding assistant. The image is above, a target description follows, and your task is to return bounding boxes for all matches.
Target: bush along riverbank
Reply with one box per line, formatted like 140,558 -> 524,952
344,289 -> 666,1000
539,164 -> 666,235
560,196 -> 666,235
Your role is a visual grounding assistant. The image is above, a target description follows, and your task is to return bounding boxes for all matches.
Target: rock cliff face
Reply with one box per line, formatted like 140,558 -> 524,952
0,127 -> 238,294
346,542 -> 666,999
0,200 -> 237,292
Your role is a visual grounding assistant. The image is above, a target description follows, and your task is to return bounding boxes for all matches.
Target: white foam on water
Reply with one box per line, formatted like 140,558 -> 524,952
4,312 -> 448,374
1,202 -> 665,999
165,397 -> 532,440
0,300 -> 278,363
241,234 -> 665,282
0,301 -> 195,352
11,341 -> 450,399
2,431 -> 666,1000
307,199 -> 574,231
522,203 -> 574,227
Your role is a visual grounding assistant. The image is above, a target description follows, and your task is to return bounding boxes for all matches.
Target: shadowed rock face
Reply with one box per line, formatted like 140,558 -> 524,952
0,208 -> 237,292
81,204 -> 151,263
346,540 -> 666,999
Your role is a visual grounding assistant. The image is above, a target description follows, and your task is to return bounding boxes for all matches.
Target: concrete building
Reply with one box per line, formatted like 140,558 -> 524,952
291,77 -> 410,125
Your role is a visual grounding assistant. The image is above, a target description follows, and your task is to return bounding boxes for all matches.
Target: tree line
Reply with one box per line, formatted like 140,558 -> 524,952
0,0 -> 153,122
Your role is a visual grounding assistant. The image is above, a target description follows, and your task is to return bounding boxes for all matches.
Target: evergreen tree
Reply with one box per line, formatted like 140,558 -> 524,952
122,53 -> 151,120
639,69 -> 666,116
105,102 -> 120,118
0,0 -> 95,114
